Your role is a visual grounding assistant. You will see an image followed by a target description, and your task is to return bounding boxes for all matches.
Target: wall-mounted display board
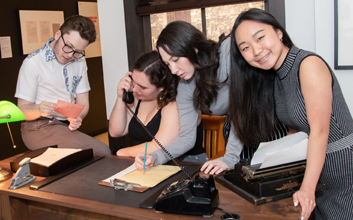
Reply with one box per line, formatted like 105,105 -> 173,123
19,10 -> 64,55
334,0 -> 353,69
78,2 -> 102,58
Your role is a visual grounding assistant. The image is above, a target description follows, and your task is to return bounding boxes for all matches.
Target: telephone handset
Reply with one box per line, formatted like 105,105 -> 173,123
122,75 -> 134,104
123,92 -> 218,217
123,89 -> 134,104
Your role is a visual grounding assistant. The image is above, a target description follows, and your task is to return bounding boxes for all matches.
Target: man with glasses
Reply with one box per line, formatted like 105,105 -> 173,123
14,15 -> 110,154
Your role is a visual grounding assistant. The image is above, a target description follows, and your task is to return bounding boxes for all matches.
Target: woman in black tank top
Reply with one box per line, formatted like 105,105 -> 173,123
109,51 -> 206,161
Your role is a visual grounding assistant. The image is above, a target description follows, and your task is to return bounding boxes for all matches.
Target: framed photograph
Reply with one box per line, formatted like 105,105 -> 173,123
334,0 -> 353,69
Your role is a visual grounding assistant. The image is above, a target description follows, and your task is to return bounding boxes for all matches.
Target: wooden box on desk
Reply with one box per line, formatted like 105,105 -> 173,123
9,147 -> 93,177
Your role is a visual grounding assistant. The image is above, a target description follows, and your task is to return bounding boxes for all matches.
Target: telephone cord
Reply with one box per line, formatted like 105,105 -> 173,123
125,103 -> 192,179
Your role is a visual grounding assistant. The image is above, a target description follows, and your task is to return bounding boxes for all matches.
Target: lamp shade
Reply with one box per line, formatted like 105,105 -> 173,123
0,101 -> 25,123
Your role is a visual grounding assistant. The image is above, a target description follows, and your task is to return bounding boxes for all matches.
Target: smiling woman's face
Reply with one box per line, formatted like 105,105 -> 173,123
235,20 -> 286,70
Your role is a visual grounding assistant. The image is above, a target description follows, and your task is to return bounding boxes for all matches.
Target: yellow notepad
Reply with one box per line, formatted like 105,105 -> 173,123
118,165 -> 180,188
99,163 -> 181,192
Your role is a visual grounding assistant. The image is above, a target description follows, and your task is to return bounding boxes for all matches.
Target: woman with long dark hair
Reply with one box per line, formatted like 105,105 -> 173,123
135,21 -> 243,171
229,8 -> 353,220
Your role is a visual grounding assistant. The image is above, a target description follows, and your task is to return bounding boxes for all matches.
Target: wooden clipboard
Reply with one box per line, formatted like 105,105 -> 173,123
98,180 -> 149,192
98,165 -> 181,192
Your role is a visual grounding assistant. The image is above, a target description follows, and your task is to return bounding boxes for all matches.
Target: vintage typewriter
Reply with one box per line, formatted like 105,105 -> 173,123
216,159 -> 310,205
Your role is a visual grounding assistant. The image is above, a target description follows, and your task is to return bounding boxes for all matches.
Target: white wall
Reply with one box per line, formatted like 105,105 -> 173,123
97,0 -> 129,119
285,0 -> 353,115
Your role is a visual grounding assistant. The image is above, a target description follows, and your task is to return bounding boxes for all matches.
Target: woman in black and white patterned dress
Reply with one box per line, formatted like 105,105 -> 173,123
229,8 -> 353,220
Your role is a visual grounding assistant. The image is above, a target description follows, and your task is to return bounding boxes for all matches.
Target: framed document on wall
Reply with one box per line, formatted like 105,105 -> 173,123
334,0 -> 353,69
19,10 -> 64,55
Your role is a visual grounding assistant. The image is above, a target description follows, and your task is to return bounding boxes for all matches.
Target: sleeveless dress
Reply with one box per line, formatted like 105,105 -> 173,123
128,100 -> 205,157
128,100 -> 161,146
274,46 -> 353,219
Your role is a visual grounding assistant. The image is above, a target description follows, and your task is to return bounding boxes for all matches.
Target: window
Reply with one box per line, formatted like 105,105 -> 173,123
205,2 -> 264,41
150,1 -> 264,49
150,9 -> 202,49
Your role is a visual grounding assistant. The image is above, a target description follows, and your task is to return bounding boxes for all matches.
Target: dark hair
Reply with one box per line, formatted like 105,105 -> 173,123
229,8 -> 294,146
156,21 -> 227,114
133,51 -> 179,109
60,15 -> 96,44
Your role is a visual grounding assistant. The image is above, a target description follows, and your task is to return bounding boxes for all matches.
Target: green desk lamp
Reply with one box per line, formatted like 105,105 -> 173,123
0,100 -> 26,181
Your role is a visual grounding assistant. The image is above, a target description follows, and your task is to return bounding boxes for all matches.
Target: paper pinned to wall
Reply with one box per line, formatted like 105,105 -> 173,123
78,1 -> 102,58
251,131 -> 308,169
19,10 -> 64,55
0,36 -> 13,58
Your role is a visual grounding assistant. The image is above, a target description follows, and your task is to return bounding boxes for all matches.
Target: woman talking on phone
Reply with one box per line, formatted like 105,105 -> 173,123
109,51 -> 206,160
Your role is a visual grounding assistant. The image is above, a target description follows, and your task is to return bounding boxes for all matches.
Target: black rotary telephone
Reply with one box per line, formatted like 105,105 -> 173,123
155,174 -> 219,217
122,87 -> 219,217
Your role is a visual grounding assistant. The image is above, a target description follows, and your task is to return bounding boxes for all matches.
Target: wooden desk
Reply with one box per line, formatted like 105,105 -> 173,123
0,153 -> 300,220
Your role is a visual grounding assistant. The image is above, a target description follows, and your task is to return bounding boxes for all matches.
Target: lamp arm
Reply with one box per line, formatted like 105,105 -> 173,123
0,114 -> 18,148
6,123 -> 17,149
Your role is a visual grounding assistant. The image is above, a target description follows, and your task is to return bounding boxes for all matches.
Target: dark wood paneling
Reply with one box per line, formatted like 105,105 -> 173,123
266,0 -> 286,28
0,0 -> 106,160
142,16 -> 153,51
124,0 -> 149,70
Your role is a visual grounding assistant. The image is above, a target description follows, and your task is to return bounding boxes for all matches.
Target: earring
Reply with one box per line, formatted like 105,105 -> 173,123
158,91 -> 166,101
280,38 -> 283,42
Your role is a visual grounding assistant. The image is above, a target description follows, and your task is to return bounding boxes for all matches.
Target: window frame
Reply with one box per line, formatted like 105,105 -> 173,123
137,0 -> 266,16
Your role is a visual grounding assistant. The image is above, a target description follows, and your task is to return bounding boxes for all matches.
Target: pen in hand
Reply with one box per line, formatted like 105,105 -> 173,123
143,142 -> 147,175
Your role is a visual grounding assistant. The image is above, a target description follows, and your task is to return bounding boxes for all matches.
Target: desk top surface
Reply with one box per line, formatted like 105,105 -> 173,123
0,153 -> 301,220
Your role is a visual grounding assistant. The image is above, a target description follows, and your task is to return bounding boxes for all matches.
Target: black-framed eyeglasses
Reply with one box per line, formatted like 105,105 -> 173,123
60,34 -> 85,59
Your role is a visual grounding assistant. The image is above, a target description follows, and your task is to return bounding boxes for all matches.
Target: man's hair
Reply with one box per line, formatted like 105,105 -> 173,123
60,15 -> 96,44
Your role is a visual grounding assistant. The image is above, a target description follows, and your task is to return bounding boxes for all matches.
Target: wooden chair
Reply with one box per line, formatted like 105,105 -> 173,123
201,115 -> 226,159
